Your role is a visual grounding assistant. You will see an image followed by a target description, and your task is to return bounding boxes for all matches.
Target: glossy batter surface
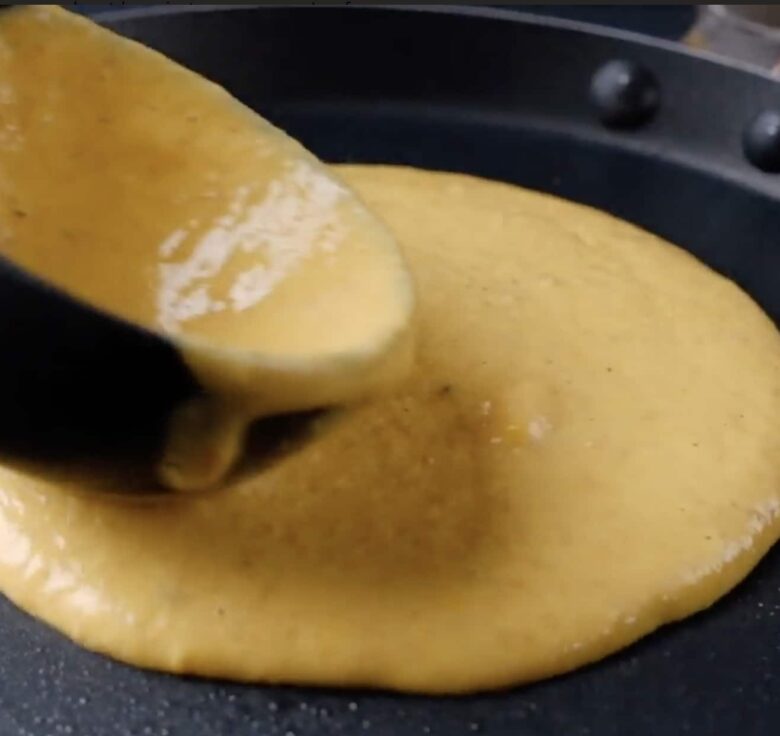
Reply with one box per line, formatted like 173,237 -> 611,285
0,6 -> 414,489
1,165 -> 779,693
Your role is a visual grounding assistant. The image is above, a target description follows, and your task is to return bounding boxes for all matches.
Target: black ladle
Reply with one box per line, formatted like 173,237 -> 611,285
0,5 -> 414,494
0,253 -> 202,493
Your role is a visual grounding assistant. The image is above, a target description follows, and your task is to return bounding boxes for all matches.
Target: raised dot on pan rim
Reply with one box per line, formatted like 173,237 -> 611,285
589,59 -> 660,130
743,109 -> 780,173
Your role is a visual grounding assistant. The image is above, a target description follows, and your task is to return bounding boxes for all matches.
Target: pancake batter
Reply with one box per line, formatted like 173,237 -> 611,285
0,164 -> 778,692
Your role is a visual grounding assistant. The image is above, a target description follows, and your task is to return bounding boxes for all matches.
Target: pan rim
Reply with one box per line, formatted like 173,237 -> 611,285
91,2 -> 780,85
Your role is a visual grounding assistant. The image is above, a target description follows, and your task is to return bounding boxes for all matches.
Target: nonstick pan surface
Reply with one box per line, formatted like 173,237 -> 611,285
1,6 -> 779,736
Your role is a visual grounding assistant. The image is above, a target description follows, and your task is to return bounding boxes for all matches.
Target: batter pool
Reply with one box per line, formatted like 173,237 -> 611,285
0,164 -> 778,693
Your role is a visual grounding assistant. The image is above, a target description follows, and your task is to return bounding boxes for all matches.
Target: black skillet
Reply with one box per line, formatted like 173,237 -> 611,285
1,5 -> 780,735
